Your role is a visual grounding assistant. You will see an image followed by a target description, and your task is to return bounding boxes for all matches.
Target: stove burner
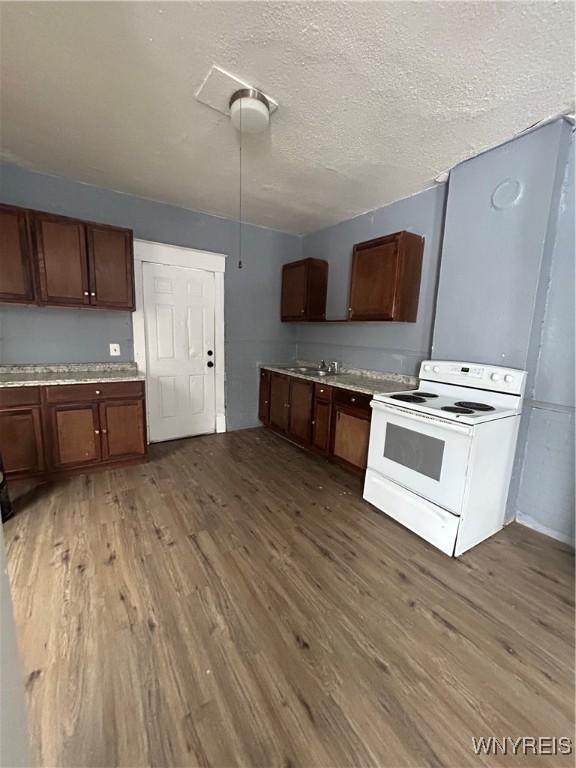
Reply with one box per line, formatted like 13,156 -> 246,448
413,392 -> 438,398
441,406 -> 475,414
455,401 -> 495,411
391,394 -> 427,403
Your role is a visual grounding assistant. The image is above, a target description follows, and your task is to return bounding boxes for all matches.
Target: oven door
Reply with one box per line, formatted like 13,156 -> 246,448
367,401 -> 473,515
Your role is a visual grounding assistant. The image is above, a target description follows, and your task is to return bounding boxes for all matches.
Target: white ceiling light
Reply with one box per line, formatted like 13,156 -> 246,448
229,88 -> 270,134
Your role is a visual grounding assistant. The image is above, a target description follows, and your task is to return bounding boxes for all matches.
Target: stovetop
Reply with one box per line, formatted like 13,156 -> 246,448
372,361 -> 527,425
373,388 -> 520,424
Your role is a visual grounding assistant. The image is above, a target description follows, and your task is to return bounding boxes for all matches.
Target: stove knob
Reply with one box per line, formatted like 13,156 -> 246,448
504,374 -> 513,383
423,364 -> 431,372
490,373 -> 501,382
432,365 -> 440,373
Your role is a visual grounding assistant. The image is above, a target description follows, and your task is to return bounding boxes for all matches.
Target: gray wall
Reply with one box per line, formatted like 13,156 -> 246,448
512,129 -> 575,543
432,119 -> 575,544
296,185 -> 446,374
0,162 -> 300,430
0,525 -> 32,767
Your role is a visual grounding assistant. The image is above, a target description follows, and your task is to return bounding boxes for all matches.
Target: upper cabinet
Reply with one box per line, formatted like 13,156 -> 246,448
349,231 -> 424,322
34,213 -> 90,307
87,224 -> 134,309
281,258 -> 328,321
0,204 -> 35,304
0,204 -> 135,311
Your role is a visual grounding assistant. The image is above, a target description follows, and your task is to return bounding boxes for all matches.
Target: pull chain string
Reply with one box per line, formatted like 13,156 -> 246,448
238,101 -> 243,269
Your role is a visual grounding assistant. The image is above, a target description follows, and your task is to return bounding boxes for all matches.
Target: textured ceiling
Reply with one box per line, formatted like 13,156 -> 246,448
0,1 -> 573,234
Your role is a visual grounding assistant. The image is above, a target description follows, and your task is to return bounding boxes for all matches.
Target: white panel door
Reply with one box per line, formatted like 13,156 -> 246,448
143,261 -> 216,442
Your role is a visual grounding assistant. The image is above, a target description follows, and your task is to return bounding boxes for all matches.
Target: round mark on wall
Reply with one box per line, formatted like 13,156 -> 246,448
491,178 -> 523,210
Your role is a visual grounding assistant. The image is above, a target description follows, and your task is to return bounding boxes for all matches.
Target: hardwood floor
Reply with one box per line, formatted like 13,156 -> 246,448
5,428 -> 574,768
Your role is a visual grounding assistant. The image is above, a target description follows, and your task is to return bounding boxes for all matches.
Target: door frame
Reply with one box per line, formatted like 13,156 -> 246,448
132,239 -> 226,442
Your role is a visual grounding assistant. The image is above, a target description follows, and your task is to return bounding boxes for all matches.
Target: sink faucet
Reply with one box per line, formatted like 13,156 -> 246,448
328,360 -> 341,374
318,359 -> 328,372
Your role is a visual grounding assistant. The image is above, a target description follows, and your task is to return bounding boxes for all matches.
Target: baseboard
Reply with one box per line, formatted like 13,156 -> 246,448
516,514 -> 575,547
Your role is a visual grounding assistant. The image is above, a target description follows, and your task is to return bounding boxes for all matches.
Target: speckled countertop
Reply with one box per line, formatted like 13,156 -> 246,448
261,363 -> 418,396
0,362 -> 145,388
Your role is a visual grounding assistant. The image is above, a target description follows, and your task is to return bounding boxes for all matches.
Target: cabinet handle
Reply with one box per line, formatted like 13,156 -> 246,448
264,400 -> 268,404
351,397 -> 356,403
311,420 -> 315,425
94,429 -> 100,435
91,292 -> 96,297
102,429 -> 107,434
84,291 -> 89,296
95,390 -> 101,395
320,388 -> 324,393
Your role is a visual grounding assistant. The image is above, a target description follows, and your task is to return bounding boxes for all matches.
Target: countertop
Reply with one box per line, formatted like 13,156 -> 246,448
261,363 -> 418,396
0,363 -> 145,388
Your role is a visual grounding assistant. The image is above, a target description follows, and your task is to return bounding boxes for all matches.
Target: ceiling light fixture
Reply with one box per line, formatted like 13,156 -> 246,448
229,88 -> 270,134
229,88 -> 272,269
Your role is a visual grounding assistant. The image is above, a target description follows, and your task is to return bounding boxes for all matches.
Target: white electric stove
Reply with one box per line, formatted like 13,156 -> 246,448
363,360 -> 527,556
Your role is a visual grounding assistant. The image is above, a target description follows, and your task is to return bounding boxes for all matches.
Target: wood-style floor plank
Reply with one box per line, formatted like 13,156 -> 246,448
5,428 -> 574,767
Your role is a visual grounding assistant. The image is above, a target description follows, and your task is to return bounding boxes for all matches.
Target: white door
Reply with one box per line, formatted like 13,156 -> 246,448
367,401 -> 474,514
143,261 -> 216,442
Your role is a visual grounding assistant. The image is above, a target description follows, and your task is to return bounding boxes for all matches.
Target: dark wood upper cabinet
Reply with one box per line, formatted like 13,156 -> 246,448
34,213 -> 90,307
269,373 -> 291,432
87,224 -> 135,310
281,258 -> 328,321
0,204 -> 35,304
349,231 -> 424,322
0,204 -> 135,311
288,378 -> 314,445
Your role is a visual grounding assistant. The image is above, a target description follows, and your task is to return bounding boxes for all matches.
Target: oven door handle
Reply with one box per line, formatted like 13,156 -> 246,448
370,401 -> 474,435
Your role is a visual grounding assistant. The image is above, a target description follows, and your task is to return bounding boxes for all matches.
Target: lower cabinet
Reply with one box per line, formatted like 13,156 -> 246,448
259,370 -> 372,472
259,369 -> 271,425
0,382 -> 147,481
332,408 -> 371,469
287,379 -> 314,444
269,373 -> 291,432
312,399 -> 332,453
99,400 -> 146,460
49,403 -> 101,468
0,407 -> 44,477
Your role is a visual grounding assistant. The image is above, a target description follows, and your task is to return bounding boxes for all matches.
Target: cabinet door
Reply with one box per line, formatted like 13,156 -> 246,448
312,399 -> 331,453
349,237 -> 398,320
259,370 -> 271,425
288,378 -> 313,444
332,408 -> 371,470
269,373 -> 290,432
0,205 -> 35,304
0,407 -> 44,477
34,214 -> 89,306
49,404 -> 101,468
281,261 -> 308,320
87,224 -> 135,310
100,400 -> 146,460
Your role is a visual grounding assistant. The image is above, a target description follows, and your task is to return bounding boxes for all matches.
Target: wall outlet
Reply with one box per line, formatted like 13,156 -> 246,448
109,343 -> 121,357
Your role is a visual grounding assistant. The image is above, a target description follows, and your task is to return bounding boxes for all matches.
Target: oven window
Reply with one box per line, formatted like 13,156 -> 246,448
383,423 -> 445,480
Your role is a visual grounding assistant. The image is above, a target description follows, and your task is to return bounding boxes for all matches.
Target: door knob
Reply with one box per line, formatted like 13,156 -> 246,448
207,350 -> 213,356
207,361 -> 214,368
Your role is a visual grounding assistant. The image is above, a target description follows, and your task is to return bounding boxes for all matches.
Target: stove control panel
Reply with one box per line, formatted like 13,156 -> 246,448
420,361 -> 526,395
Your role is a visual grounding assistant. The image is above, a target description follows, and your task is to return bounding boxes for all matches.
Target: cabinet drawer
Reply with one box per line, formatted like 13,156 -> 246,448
45,381 -> 144,403
0,387 -> 41,407
333,388 -> 372,413
314,383 -> 332,401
